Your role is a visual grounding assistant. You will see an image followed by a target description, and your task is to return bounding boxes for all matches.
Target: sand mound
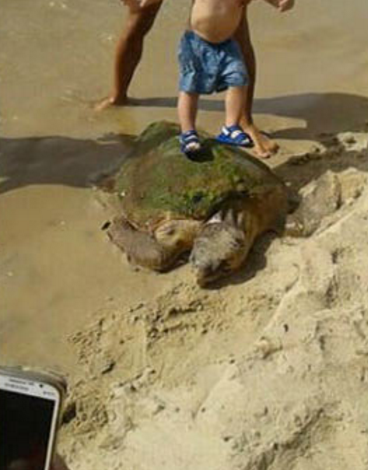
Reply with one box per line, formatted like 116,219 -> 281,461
59,130 -> 368,470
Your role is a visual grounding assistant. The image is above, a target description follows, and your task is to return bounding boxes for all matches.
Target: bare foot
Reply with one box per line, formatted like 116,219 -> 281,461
94,95 -> 128,111
243,123 -> 279,159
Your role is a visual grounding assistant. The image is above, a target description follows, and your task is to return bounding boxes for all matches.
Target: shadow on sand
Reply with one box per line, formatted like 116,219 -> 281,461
131,92 -> 368,142
1,91 -> 367,288
1,91 -> 367,195
0,133 -> 134,195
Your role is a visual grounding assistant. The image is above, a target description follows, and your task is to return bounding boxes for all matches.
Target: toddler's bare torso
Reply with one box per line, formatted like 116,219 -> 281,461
190,0 -> 246,43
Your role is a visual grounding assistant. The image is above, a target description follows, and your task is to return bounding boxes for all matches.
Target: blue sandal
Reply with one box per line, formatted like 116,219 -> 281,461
216,125 -> 253,148
180,130 -> 202,155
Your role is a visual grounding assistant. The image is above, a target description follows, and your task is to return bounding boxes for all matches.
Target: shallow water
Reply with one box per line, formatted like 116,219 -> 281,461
0,0 -> 367,370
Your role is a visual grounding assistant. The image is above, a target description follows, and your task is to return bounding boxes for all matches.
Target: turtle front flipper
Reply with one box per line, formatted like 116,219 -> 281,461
107,216 -> 178,272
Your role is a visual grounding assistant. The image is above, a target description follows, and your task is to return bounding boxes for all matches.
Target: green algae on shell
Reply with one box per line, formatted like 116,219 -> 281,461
112,121 -> 283,229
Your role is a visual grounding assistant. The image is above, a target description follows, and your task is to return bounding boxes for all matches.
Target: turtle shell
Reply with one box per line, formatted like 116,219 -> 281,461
112,121 -> 285,229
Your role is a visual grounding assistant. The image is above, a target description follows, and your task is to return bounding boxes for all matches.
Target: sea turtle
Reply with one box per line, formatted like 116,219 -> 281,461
105,121 -> 288,286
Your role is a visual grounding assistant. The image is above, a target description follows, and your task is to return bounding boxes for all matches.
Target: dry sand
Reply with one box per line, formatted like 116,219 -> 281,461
58,130 -> 368,470
1,0 -> 368,469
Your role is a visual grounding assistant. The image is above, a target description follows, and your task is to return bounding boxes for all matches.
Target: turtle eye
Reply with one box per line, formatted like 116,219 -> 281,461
101,220 -> 111,231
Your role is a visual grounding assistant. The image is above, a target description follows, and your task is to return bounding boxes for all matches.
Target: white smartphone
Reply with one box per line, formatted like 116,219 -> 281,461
0,366 -> 66,470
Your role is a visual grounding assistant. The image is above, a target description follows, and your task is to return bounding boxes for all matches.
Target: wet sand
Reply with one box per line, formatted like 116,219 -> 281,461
1,0 -> 368,138
1,0 -> 368,383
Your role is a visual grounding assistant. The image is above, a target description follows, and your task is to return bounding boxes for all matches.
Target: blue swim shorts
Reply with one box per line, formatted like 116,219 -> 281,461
178,30 -> 248,94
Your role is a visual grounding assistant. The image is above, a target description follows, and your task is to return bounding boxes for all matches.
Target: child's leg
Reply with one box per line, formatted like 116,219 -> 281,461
216,85 -> 252,147
178,91 -> 199,133
225,86 -> 246,128
178,91 -> 201,153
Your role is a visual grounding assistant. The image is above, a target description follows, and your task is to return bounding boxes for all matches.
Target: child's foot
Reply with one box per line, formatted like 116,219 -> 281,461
243,124 -> 279,159
94,94 -> 129,111
216,125 -> 253,148
180,130 -> 202,156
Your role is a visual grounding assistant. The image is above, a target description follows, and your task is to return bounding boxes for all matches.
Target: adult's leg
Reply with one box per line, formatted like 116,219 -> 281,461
234,10 -> 256,125
234,9 -> 279,157
98,2 -> 163,109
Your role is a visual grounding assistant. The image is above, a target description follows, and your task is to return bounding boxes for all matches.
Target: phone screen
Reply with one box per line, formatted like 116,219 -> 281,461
0,388 -> 56,470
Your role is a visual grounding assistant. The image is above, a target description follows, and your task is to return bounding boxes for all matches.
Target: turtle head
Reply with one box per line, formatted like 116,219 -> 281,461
190,219 -> 251,287
154,219 -> 202,253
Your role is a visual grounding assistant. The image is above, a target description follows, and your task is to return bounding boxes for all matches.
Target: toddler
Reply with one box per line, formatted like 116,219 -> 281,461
178,0 -> 251,156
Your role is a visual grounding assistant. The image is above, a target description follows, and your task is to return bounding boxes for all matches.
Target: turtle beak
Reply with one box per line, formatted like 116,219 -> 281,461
190,255 -> 224,287
194,265 -> 216,287
190,222 -> 249,287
